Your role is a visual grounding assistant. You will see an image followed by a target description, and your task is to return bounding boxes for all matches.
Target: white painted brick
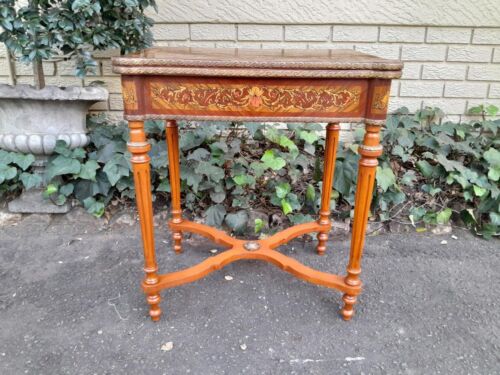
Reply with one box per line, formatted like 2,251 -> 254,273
308,43 -> 354,50
489,84 -> 500,98
422,64 -> 467,80
388,97 -> 422,113
0,59 -> 8,76
284,25 -> 331,41
0,77 -> 10,84
92,48 -> 120,58
421,99 -> 467,114
379,26 -> 425,42
400,63 -> 421,80
390,81 -> 399,96
109,94 -> 125,111
0,43 -> 6,57
426,27 -> 471,44
238,25 -> 283,41
261,42 -> 309,49
15,61 -> 55,76
468,65 -> 500,81
399,81 -> 443,97
332,26 -> 378,42
401,45 -> 446,61
152,24 -> 189,40
101,60 -> 118,76
215,41 -> 262,49
89,100 -> 109,111
354,44 -> 400,59
191,24 -> 236,41
57,60 -> 101,77
447,46 -> 493,62
444,82 -> 488,98
44,76 -> 83,87
472,28 -> 500,44
165,41 -> 216,48
494,48 -> 500,63
84,77 -> 121,93
467,99 -> 500,111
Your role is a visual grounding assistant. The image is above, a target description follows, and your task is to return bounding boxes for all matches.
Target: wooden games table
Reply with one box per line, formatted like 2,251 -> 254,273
112,47 -> 402,321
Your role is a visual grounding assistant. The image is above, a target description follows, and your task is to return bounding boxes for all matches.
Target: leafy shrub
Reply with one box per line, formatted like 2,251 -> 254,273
1,106 -> 498,238
0,0 -> 156,86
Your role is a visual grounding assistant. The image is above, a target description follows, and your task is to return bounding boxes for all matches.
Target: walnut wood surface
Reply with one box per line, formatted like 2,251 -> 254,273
113,47 -> 403,74
117,47 -> 398,322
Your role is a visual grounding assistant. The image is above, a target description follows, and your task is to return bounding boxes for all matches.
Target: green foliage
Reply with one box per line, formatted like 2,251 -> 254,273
0,150 -> 37,196
1,105 -> 499,237
0,0 -> 156,78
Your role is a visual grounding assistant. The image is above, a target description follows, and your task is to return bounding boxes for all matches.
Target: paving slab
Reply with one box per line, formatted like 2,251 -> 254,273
0,214 -> 499,374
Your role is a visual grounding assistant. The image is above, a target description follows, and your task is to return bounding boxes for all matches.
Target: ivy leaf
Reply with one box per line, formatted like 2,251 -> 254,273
299,130 -> 319,144
46,155 -> 81,180
490,212 -> 500,226
473,185 -> 487,197
254,218 -> 264,234
416,160 -> 435,178
205,204 -> 226,227
103,154 -> 130,186
0,165 -> 17,184
195,161 -> 225,182
83,197 -> 105,217
60,183 -> 74,197
0,150 -> 13,165
275,182 -> 291,199
281,199 -> 293,215
156,179 -> 170,192
11,153 -> 35,171
44,184 -> 58,197
77,160 -> 99,180
19,172 -> 42,190
209,190 -> 226,203
436,208 -> 452,225
401,170 -> 417,186
305,184 -> 316,203
225,210 -> 248,233
376,166 -> 396,192
187,148 -> 210,161
261,150 -> 286,171
484,148 -> 500,167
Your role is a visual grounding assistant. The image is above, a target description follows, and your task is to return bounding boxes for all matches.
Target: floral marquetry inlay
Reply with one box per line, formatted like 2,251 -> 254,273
149,82 -> 362,114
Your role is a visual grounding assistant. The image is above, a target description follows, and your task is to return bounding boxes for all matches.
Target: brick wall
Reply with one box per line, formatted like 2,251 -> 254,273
1,10 -> 500,121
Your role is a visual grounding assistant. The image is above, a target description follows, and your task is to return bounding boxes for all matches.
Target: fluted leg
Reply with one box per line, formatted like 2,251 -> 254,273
316,123 -> 340,255
165,120 -> 183,253
341,122 -> 382,320
128,121 -> 161,321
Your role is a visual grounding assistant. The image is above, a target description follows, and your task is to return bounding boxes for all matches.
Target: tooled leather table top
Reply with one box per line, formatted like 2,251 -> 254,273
112,47 -> 403,79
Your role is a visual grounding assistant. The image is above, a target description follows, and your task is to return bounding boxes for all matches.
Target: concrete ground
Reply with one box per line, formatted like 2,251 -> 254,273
0,209 -> 499,374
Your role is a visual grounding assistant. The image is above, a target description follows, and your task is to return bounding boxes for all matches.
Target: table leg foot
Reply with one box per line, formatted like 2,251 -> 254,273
316,232 -> 328,255
173,231 -> 183,254
340,293 -> 357,321
147,293 -> 162,321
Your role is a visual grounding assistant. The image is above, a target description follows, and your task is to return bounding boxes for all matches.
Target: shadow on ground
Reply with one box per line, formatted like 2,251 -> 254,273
0,209 -> 499,374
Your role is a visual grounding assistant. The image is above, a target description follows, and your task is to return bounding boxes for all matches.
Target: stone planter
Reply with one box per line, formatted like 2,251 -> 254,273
0,84 -> 109,213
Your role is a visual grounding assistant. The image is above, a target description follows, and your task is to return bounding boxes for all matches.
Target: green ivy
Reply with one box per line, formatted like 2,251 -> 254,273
1,106 -> 498,238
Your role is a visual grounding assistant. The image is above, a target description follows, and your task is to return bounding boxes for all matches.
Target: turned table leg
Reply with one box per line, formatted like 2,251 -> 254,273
128,121 -> 162,321
316,123 -> 341,255
341,121 -> 383,320
165,120 -> 183,253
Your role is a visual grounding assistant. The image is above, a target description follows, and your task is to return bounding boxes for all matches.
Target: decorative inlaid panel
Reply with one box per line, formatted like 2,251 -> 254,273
122,80 -> 138,111
144,77 -> 367,119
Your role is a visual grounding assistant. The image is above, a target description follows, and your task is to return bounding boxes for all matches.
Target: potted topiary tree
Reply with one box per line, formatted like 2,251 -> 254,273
0,0 -> 156,212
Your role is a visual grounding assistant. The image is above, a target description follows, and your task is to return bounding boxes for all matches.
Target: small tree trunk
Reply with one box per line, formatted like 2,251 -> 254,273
33,58 -> 45,90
